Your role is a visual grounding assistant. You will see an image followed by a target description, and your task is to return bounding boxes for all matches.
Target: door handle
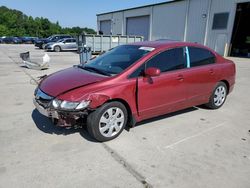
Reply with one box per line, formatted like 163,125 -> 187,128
209,69 -> 214,75
177,74 -> 184,81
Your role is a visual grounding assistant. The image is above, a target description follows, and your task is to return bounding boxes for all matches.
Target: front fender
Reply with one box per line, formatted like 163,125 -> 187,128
87,94 -> 111,108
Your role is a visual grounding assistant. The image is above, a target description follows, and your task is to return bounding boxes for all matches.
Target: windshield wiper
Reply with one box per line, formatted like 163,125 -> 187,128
78,65 -> 111,76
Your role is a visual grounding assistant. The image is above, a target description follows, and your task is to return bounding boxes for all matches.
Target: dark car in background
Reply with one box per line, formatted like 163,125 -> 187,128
34,34 -> 72,49
20,37 -> 39,44
1,37 -> 22,44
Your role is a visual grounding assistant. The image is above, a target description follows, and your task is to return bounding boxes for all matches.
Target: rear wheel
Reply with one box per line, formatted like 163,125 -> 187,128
206,82 -> 227,109
54,46 -> 61,52
87,101 -> 127,142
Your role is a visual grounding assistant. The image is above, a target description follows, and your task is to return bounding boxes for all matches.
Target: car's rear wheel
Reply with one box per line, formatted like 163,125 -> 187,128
206,82 -> 227,109
54,46 -> 61,52
87,101 -> 127,142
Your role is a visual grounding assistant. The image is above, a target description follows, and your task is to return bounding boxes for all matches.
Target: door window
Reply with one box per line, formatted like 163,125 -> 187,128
188,47 -> 215,67
146,47 -> 186,72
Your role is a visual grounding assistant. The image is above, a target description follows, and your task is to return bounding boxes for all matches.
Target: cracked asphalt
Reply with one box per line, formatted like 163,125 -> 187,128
0,44 -> 250,188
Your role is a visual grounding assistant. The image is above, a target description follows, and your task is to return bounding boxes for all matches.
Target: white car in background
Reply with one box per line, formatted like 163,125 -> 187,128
45,38 -> 78,52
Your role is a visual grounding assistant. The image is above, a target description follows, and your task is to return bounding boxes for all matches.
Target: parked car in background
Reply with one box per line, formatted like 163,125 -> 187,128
45,38 -> 77,52
34,34 -> 72,49
33,41 -> 235,141
2,37 -> 22,44
20,37 -> 39,44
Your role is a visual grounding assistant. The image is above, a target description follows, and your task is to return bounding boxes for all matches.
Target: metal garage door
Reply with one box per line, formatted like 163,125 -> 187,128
100,20 -> 111,35
126,16 -> 150,41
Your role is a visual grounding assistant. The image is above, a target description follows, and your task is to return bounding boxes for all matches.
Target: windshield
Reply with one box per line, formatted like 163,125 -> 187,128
80,45 -> 153,76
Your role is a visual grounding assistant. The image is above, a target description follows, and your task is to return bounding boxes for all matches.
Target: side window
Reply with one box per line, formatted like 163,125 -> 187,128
146,48 -> 186,72
189,47 -> 215,67
52,36 -> 59,41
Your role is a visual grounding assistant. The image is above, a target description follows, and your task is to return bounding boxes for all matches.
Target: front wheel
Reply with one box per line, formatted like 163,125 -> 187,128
54,46 -> 61,52
87,101 -> 128,142
206,82 -> 227,109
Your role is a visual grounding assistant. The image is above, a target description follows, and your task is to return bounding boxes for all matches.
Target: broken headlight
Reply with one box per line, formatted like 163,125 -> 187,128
52,99 -> 90,110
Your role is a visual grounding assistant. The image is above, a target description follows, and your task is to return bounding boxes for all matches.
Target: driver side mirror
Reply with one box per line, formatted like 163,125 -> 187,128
144,67 -> 161,77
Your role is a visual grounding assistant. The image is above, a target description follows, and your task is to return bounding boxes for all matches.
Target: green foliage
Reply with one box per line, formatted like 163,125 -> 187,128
0,6 -> 96,37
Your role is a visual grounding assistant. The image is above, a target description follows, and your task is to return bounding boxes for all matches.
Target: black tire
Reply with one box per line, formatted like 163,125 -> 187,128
54,46 -> 61,52
87,101 -> 128,142
42,43 -> 47,49
206,82 -> 228,109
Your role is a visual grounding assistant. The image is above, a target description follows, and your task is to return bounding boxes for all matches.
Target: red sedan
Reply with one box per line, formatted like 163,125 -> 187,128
34,41 -> 236,141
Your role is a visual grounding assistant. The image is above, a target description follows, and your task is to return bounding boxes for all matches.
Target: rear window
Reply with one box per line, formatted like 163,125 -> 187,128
189,47 -> 215,67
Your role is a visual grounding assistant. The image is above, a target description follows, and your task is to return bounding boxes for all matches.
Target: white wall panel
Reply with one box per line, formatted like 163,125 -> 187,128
151,1 -> 187,41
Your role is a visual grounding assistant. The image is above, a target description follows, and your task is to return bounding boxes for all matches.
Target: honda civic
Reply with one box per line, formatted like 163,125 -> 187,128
33,41 -> 235,141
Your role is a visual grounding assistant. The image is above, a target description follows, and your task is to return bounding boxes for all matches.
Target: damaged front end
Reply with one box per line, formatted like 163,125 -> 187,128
33,88 -> 90,127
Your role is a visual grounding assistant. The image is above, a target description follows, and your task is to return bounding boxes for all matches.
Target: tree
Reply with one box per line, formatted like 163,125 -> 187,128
0,6 -> 96,37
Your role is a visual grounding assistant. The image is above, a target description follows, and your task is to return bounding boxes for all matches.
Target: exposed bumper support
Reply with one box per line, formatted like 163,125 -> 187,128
33,98 -> 88,127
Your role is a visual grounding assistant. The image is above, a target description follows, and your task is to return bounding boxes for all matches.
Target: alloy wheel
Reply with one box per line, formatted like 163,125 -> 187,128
99,107 -> 125,138
214,86 -> 226,107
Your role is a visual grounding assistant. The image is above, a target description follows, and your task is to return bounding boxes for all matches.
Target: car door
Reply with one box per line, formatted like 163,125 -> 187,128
137,47 -> 188,119
62,39 -> 71,50
71,39 -> 78,50
184,46 -> 220,105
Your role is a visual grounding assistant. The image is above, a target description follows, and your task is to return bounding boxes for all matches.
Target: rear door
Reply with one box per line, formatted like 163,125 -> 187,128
184,47 -> 219,105
62,39 -> 72,50
137,47 -> 188,119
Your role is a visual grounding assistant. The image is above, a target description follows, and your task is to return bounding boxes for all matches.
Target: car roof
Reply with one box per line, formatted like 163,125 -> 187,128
61,38 -> 75,41
130,40 -> 212,51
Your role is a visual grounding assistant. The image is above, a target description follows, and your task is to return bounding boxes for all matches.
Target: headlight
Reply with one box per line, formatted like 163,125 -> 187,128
52,99 -> 90,110
52,99 -> 62,108
76,101 -> 90,110
60,101 -> 79,110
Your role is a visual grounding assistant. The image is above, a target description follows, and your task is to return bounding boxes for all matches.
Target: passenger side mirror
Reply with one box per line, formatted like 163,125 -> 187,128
144,67 -> 161,77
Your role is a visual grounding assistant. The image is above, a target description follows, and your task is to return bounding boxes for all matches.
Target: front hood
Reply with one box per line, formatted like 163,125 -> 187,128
39,67 -> 108,97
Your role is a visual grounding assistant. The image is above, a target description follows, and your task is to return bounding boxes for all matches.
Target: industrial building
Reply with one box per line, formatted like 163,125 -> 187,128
97,0 -> 250,57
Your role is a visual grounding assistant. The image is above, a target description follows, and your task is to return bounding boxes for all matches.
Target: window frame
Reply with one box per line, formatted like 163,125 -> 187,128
187,46 -> 217,68
212,12 -> 230,30
129,46 -> 187,78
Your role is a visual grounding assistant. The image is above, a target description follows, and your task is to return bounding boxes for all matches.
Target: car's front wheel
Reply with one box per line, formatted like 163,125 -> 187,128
87,101 -> 127,142
206,82 -> 227,109
54,46 -> 61,52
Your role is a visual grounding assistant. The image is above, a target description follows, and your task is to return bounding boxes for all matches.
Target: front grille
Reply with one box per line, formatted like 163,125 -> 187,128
35,88 -> 53,108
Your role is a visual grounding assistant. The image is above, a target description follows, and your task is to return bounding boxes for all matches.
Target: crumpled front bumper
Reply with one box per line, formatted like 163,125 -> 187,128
33,98 -> 59,119
33,98 -> 89,126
